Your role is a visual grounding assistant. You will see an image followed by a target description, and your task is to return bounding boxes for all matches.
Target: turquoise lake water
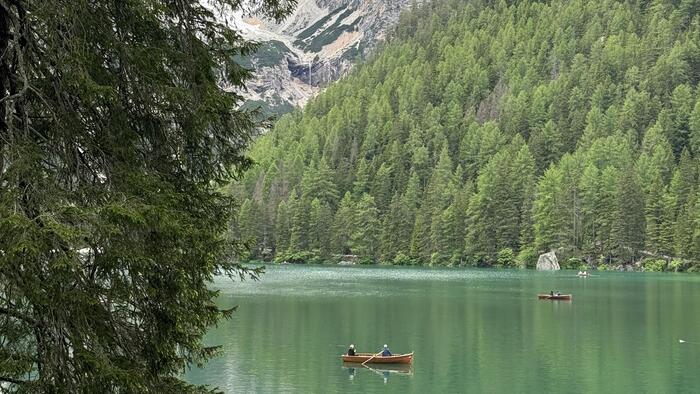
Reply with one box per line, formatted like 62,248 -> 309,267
184,265 -> 700,393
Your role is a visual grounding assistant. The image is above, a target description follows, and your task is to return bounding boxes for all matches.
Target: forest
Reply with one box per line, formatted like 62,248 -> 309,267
231,0 -> 700,271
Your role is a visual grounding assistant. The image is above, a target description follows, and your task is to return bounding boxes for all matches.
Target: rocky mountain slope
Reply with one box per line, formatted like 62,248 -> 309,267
218,0 -> 412,115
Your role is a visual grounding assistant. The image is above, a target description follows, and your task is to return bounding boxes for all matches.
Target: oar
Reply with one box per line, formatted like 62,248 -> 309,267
362,364 -> 384,377
362,350 -> 383,366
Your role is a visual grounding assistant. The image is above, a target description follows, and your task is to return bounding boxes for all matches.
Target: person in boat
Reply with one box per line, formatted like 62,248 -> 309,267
381,344 -> 392,357
556,291 -> 561,296
550,290 -> 554,296
347,344 -> 356,356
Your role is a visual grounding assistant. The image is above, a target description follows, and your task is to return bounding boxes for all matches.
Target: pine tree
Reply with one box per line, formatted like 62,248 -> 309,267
238,199 -> 262,258
579,163 -> 601,254
351,194 -> 381,259
691,191 -> 700,260
658,191 -> 677,255
427,145 -> 455,255
669,84 -> 694,157
0,0 -> 295,390
644,173 -> 665,253
275,200 -> 291,254
411,209 -> 432,262
612,166 -> 645,261
597,167 -> 621,256
289,192 -> 310,253
309,198 -> 333,258
302,158 -> 339,206
372,162 -> 394,213
380,193 -> 403,261
676,194 -> 696,258
399,171 -> 422,255
533,165 -> 566,251
529,120 -> 564,173
467,139 -> 534,263
669,149 -> 697,211
332,192 -> 355,254
690,98 -> 700,155
352,158 -> 371,197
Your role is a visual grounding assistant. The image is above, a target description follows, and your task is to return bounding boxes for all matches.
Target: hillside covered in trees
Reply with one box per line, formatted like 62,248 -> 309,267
231,0 -> 700,270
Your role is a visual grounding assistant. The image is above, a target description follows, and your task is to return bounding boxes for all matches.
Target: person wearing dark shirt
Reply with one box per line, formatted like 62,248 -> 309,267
347,344 -> 356,356
381,344 -> 391,357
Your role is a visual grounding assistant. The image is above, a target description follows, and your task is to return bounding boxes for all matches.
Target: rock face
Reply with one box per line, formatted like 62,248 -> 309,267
536,251 -> 560,271
215,0 -> 413,114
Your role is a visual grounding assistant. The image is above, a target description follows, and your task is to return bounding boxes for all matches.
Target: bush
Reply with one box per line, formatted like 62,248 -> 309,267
597,263 -> 609,271
393,252 -> 413,266
687,264 -> 700,273
449,253 -> 464,266
642,259 -> 665,272
430,252 -> 452,266
516,247 -> 537,268
461,254 -> 480,267
358,257 -> 376,265
497,248 -> 516,267
274,250 -> 318,264
668,259 -> 686,272
562,257 -> 584,269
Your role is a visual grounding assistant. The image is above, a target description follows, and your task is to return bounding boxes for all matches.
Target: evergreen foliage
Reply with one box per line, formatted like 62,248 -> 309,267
234,0 -> 700,268
0,0 -> 294,391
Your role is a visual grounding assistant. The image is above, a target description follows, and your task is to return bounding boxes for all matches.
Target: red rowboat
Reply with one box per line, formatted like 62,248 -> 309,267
342,352 -> 414,364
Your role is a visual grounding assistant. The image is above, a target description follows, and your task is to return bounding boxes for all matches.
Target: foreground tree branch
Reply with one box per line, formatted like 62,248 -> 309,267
0,0 -> 296,391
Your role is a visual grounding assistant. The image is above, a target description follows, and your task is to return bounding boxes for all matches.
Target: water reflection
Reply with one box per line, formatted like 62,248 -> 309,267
185,266 -> 700,393
342,363 -> 413,384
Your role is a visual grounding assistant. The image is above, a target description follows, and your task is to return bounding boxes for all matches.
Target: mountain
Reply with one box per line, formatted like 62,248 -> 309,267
219,0 -> 413,115
231,0 -> 700,271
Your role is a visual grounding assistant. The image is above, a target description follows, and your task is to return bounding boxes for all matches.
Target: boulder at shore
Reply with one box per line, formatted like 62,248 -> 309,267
536,251 -> 560,271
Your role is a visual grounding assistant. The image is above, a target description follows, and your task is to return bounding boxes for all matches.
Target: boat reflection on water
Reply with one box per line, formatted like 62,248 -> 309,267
347,367 -> 356,380
342,362 -> 413,383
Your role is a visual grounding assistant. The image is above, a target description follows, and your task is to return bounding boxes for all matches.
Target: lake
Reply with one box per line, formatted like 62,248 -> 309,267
184,265 -> 700,393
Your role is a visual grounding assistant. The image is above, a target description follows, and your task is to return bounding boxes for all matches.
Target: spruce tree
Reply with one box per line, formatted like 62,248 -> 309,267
690,98 -> 700,155
309,198 -> 333,258
275,200 -> 292,255
612,166 -> 645,261
332,192 -> 355,254
0,0 -> 295,391
351,194 -> 380,260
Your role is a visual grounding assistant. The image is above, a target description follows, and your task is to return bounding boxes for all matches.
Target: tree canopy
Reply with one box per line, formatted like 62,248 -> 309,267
0,0 -> 294,391
233,0 -> 700,269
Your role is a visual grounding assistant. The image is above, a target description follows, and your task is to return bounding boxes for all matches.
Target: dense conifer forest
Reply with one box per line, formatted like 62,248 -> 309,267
232,0 -> 700,270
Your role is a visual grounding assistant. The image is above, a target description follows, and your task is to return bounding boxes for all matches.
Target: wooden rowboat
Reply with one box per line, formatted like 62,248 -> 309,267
538,294 -> 572,300
342,352 -> 414,364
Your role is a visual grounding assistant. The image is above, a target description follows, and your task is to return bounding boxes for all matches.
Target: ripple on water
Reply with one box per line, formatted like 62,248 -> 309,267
212,264 -> 525,298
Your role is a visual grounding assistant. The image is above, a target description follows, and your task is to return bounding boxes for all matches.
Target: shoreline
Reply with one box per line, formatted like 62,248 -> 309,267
245,259 -> 700,274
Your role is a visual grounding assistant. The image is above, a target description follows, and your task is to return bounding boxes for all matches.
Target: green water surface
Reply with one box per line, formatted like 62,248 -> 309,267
184,265 -> 700,393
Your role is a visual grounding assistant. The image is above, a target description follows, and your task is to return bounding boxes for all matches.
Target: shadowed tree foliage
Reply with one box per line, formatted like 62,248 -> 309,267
0,0 -> 295,392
